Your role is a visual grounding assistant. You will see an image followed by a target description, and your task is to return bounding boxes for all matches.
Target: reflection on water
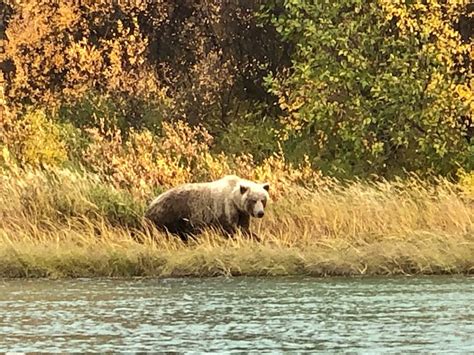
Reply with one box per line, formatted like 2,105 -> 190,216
1,276 -> 473,352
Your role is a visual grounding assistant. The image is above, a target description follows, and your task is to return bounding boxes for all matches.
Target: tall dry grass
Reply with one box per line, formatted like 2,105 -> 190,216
1,166 -> 473,278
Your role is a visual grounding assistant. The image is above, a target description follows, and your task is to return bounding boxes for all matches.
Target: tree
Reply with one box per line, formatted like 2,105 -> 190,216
265,0 -> 473,176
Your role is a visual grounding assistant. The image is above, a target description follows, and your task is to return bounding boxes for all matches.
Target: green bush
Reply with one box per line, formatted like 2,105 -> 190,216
85,185 -> 144,228
214,105 -> 280,162
264,0 -> 473,177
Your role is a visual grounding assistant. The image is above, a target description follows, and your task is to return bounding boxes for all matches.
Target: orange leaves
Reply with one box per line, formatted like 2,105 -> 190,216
77,119 -> 323,199
2,0 -> 279,129
2,1 -> 162,107
82,121 -> 209,197
56,3 -> 80,30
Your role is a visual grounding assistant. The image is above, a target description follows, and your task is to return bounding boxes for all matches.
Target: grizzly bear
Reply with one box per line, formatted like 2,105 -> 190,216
145,175 -> 270,241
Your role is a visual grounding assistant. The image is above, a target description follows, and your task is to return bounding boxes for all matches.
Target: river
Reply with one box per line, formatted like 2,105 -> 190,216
1,276 -> 473,352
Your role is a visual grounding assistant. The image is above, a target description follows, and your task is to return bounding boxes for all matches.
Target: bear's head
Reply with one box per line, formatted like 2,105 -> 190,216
236,181 -> 270,218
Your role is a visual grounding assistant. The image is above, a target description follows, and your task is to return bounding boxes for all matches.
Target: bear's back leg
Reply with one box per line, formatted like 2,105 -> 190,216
161,217 -> 201,242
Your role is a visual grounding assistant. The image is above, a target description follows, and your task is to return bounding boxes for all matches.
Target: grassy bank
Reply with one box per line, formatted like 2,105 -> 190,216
1,1 -> 472,279
1,167 -> 473,278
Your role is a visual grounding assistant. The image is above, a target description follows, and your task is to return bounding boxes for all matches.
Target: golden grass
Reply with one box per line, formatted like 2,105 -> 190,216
1,167 -> 473,278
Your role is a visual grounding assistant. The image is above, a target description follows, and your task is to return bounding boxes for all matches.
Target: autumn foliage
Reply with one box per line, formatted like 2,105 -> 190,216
0,0 -> 472,181
0,1 -> 474,278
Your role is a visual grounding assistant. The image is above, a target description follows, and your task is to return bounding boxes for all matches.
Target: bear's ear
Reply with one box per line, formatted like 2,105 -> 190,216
262,183 -> 270,192
240,185 -> 249,194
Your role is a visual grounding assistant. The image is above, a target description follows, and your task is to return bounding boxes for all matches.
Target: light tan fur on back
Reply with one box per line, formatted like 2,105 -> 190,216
145,175 -> 270,240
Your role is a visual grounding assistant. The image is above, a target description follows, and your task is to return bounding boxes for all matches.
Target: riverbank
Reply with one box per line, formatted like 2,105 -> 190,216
2,230 -> 473,278
1,168 -> 473,278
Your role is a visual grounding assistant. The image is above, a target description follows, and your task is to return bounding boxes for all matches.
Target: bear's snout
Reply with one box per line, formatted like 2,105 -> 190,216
250,199 -> 266,219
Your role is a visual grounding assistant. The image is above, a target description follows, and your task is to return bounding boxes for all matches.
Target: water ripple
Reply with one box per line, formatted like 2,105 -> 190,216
0,276 -> 473,352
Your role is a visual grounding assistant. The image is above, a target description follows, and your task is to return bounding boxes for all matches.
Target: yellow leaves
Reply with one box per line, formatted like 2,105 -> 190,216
116,19 -> 124,34
378,0 -> 469,74
455,83 -> 473,99
457,170 -> 474,198
80,119 -> 321,199
426,72 -> 444,92
276,90 -> 308,134
22,111 -> 68,167
2,110 -> 68,168
56,3 -> 80,30
454,83 -> 474,114
84,121 -> 206,196
376,0 -> 472,139
3,1 -> 160,105
280,95 -> 305,113
253,152 -> 322,199
67,39 -> 102,67
1,146 -> 11,166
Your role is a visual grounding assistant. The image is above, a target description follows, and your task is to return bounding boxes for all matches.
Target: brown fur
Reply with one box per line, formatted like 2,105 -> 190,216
145,175 -> 269,241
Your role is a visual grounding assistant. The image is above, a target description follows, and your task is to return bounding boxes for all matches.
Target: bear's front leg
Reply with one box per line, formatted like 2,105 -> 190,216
237,212 -> 261,242
218,222 -> 234,238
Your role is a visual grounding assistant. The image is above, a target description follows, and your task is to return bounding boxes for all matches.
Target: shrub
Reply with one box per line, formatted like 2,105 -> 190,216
264,0 -> 473,177
1,0 -> 282,128
0,166 -> 143,228
0,109 -> 68,168
458,170 -> 474,197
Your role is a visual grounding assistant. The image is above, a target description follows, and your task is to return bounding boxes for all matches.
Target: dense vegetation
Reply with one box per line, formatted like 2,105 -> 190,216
1,0 -> 472,178
0,1 -> 473,278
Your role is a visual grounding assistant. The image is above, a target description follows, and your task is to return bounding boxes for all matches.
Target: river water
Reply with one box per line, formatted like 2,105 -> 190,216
1,276 -> 473,352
